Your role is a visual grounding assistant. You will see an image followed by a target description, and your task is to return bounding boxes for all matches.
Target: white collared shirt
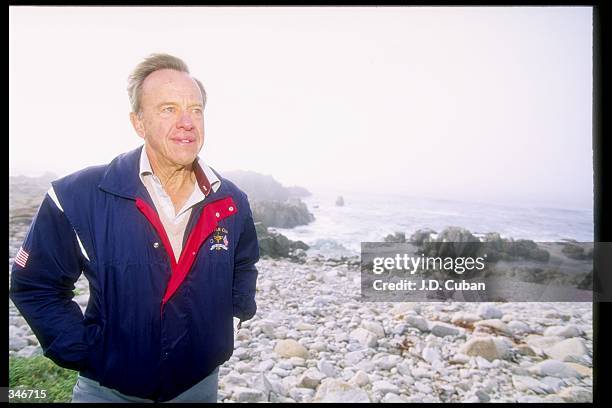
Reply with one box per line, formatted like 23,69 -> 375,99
139,147 -> 221,261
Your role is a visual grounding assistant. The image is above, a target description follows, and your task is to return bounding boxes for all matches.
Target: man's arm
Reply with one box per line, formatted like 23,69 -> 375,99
9,193 -> 101,371
232,193 -> 259,324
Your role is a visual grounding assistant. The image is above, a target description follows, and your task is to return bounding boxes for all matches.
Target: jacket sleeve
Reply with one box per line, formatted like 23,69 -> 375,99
9,194 -> 101,371
232,193 -> 259,322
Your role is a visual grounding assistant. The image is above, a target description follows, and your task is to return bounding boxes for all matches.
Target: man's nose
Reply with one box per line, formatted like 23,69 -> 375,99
177,111 -> 194,130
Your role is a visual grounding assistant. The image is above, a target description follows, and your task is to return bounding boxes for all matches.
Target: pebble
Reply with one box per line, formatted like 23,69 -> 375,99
405,315 -> 430,332
527,359 -> 582,378
460,336 -> 504,361
477,304 -> 503,319
430,321 -> 461,337
313,378 -> 370,403
543,325 -> 582,338
349,328 -> 378,348
372,380 -> 400,395
274,339 -> 309,359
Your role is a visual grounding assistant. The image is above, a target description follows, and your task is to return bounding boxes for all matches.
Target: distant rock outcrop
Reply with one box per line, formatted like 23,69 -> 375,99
223,170 -> 315,229
251,199 -> 315,229
223,170 -> 310,202
335,196 -> 344,207
286,186 -> 312,199
254,222 -> 309,260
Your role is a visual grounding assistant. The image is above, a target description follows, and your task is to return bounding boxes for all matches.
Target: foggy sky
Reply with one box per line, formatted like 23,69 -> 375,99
9,7 -> 593,209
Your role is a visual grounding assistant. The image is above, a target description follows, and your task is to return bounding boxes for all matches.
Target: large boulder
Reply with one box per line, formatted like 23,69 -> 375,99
409,229 -> 437,246
384,232 -> 406,243
251,199 -> 314,228
422,226 -> 481,258
255,222 -> 309,259
501,239 -> 550,262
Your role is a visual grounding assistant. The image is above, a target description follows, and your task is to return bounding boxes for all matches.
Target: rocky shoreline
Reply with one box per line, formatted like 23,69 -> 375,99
8,175 -> 593,402
9,254 -> 593,403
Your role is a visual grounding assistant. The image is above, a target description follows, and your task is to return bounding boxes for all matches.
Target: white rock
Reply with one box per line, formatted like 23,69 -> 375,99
459,336 -> 505,361
277,360 -> 294,370
512,375 -> 554,394
253,359 -> 275,373
361,321 -> 385,338
233,361 -> 252,373
540,376 -> 565,393
310,341 -> 327,352
543,325 -> 582,338
372,380 -> 400,395
348,370 -> 370,387
475,356 -> 494,369
477,304 -> 503,319
524,335 -> 564,356
16,345 -> 42,358
334,332 -> 349,343
381,393 -> 407,403
451,312 -> 480,326
274,339 -> 309,359
527,360 -> 582,378
9,337 -> 28,352
289,357 -> 306,367
558,386 -> 593,402
474,319 -> 512,335
411,367 -> 433,379
430,322 -> 460,337
374,354 -> 401,370
289,387 -> 315,402
390,302 -> 421,317
414,381 -> 433,394
450,353 -> 471,364
405,315 -> 429,332
232,386 -> 267,403
544,337 -> 588,363
422,346 -> 441,364
296,322 -> 316,331
313,378 -> 370,403
507,320 -> 532,335
349,328 -> 378,348
344,350 -> 366,366
222,372 -> 249,387
297,368 -> 326,389
317,359 -> 338,377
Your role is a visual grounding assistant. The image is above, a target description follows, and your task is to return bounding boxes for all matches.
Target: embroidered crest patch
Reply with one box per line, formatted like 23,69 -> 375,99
210,226 -> 229,251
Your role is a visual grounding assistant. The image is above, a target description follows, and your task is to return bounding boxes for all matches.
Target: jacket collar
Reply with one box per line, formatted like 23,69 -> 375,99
98,145 -> 224,202
138,146 -> 221,196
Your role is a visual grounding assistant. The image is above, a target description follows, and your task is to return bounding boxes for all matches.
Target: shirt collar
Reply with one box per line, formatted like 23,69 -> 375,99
139,146 -> 221,196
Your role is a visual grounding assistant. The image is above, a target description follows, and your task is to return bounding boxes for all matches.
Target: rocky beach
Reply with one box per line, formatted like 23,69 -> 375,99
8,174 -> 594,402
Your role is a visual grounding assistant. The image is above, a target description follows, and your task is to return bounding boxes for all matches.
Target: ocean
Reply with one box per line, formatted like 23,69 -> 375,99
272,191 -> 594,258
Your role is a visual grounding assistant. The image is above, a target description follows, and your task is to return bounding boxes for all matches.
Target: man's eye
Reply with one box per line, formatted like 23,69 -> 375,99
162,107 -> 175,113
192,108 -> 203,115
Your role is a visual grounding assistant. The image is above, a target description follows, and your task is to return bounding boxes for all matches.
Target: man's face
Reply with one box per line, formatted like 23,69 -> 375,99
131,69 -> 204,169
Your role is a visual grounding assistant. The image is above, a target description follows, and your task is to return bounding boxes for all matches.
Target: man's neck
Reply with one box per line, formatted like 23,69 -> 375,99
145,147 -> 196,199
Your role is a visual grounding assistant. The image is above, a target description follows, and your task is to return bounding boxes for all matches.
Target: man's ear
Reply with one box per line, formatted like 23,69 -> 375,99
130,112 -> 146,139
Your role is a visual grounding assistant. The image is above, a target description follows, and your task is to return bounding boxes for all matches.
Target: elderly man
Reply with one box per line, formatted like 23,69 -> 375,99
9,53 -> 259,403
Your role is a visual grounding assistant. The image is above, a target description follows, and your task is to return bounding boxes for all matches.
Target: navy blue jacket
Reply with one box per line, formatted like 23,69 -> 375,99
9,146 -> 259,401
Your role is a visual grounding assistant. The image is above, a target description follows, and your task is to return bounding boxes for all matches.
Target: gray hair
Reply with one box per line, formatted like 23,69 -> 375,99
127,53 -> 207,114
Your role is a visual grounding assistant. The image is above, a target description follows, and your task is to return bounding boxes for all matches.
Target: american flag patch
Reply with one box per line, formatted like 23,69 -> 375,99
15,247 -> 29,268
